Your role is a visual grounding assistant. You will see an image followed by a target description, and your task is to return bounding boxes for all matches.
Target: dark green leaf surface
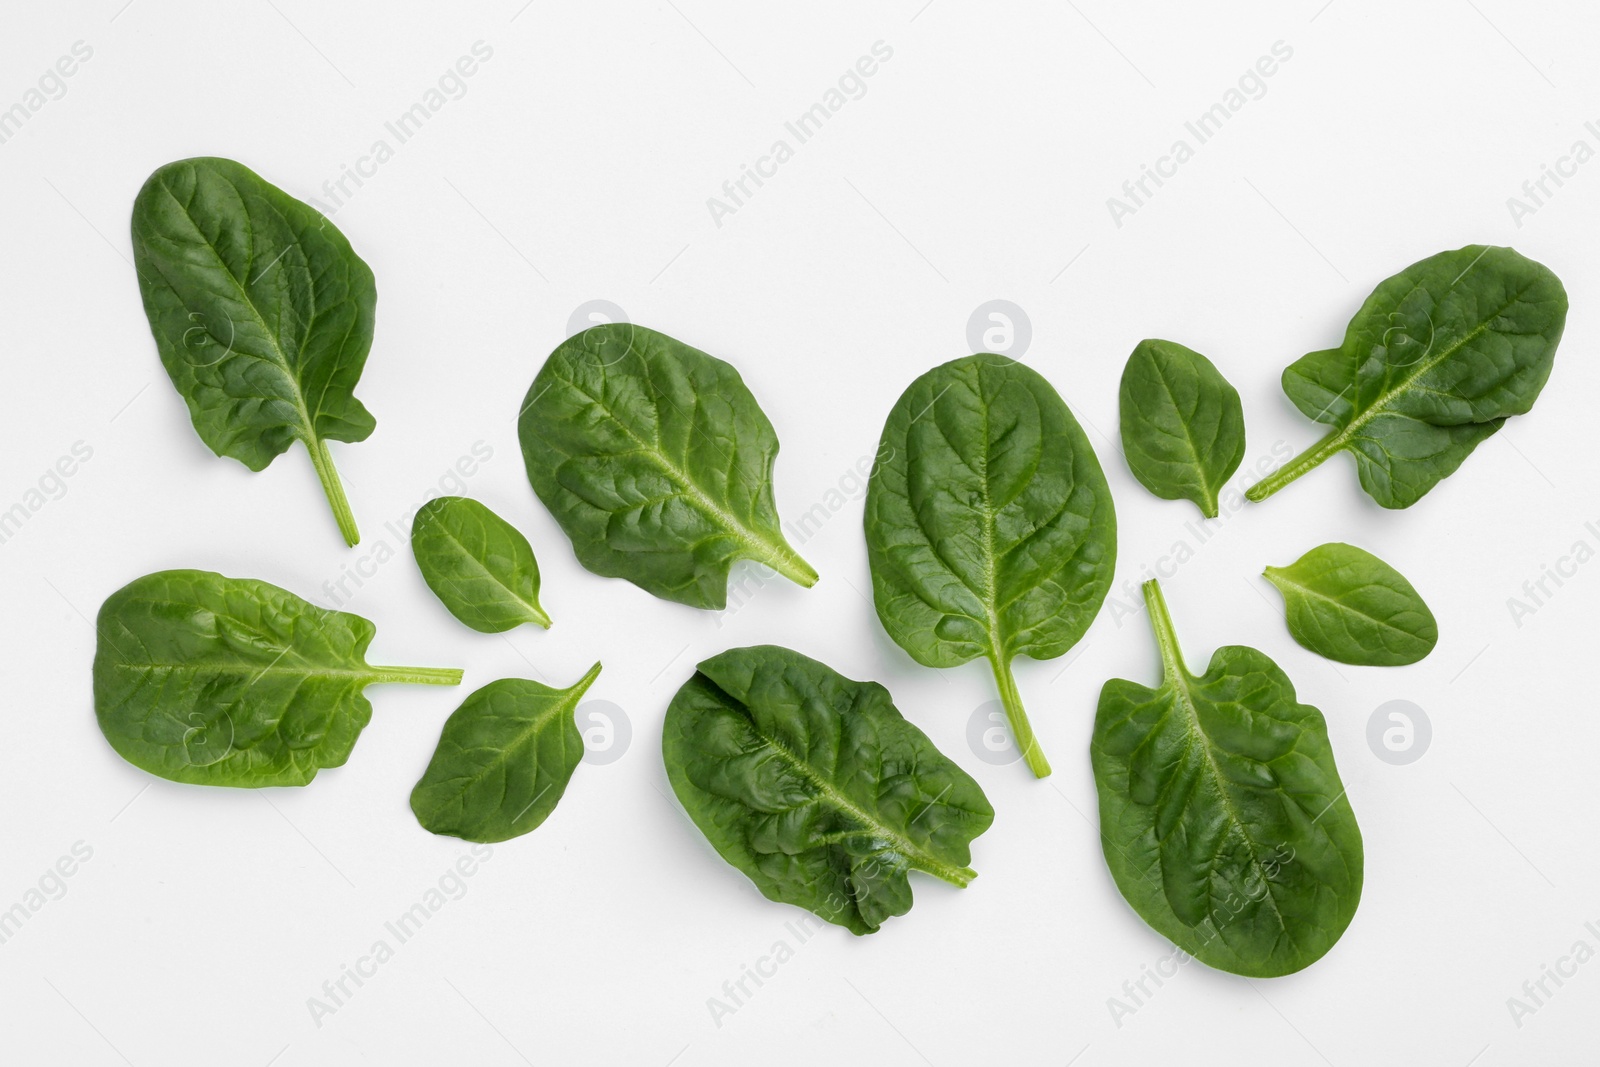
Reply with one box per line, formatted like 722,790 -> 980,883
410,664 -> 601,843
1091,580 -> 1363,977
131,157 -> 377,545
1119,339 -> 1245,518
864,355 -> 1116,778
93,570 -> 462,788
1248,245 -> 1567,508
517,324 -> 816,609
412,496 -> 550,633
663,645 -> 993,935
1264,542 -> 1437,665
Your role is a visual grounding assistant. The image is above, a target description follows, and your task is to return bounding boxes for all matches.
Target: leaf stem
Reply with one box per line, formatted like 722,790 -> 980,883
367,665 -> 464,686
1245,429 -> 1344,504
760,541 -> 819,589
1141,579 -> 1188,681
986,652 -> 1052,778
306,437 -> 361,546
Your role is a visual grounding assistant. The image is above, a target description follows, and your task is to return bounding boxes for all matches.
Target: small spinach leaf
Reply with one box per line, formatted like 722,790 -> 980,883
94,570 -> 462,787
517,324 -> 816,609
1119,339 -> 1245,518
864,354 -> 1116,778
1247,245 -> 1567,508
131,157 -> 379,545
410,664 -> 602,843
412,496 -> 550,632
1092,579 -> 1363,977
1264,542 -> 1437,665
663,645 -> 993,935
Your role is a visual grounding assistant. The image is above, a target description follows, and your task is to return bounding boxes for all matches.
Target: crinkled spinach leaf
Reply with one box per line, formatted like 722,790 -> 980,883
1248,245 -> 1567,508
411,664 -> 601,843
93,570 -> 462,788
412,496 -> 550,633
864,354 -> 1116,778
1119,339 -> 1245,518
1264,542 -> 1436,666
131,157 -> 378,545
517,324 -> 816,609
1091,579 -> 1363,977
663,645 -> 993,935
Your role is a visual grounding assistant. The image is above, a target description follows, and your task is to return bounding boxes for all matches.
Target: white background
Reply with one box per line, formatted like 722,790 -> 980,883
1,1 -> 1596,1064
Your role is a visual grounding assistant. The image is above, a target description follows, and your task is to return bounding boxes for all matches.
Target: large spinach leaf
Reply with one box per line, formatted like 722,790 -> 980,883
412,496 -> 550,633
131,157 -> 377,545
1247,245 -> 1567,508
864,354 -> 1116,778
1264,542 -> 1436,665
1091,579 -> 1363,977
94,570 -> 462,787
663,645 -> 993,935
1119,339 -> 1245,518
517,324 -> 816,609
411,664 -> 601,843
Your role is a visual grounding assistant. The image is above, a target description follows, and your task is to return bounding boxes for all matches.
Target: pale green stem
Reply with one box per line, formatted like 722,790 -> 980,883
367,666 -> 464,686
986,652 -> 1052,779
306,437 -> 361,546
1245,429 -> 1345,504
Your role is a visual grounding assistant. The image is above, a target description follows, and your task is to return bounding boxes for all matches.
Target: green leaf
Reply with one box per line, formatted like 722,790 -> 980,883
1118,339 -> 1245,518
662,645 -> 993,935
1264,542 -> 1437,666
412,496 -> 550,633
517,324 -> 816,609
130,157 -> 377,545
410,664 -> 602,843
1248,245 -> 1567,508
864,354 -> 1117,778
1091,580 -> 1364,977
93,570 -> 462,788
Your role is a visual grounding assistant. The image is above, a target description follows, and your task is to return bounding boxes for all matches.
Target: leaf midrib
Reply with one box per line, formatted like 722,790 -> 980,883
425,520 -> 543,623
1266,569 -> 1428,644
151,177 -> 324,452
752,720 -> 972,885
554,372 -> 798,571
1327,275 -> 1539,445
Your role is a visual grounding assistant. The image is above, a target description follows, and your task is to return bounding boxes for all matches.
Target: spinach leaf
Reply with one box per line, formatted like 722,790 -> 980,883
131,157 -> 377,546
412,496 -> 550,632
1264,542 -> 1437,665
411,664 -> 602,843
1247,245 -> 1567,508
1091,579 -> 1363,977
94,570 -> 462,787
1118,339 -> 1245,518
864,354 -> 1116,778
663,645 -> 993,935
517,324 -> 816,609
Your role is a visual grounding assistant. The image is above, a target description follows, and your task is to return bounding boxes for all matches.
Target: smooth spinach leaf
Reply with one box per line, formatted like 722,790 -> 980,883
1264,542 -> 1436,665
1247,245 -> 1567,508
1092,579 -> 1363,977
663,645 -> 993,935
131,157 -> 377,545
93,570 -> 462,788
412,496 -> 550,632
517,324 -> 816,609
1119,339 -> 1245,518
410,664 -> 602,843
864,354 -> 1116,778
